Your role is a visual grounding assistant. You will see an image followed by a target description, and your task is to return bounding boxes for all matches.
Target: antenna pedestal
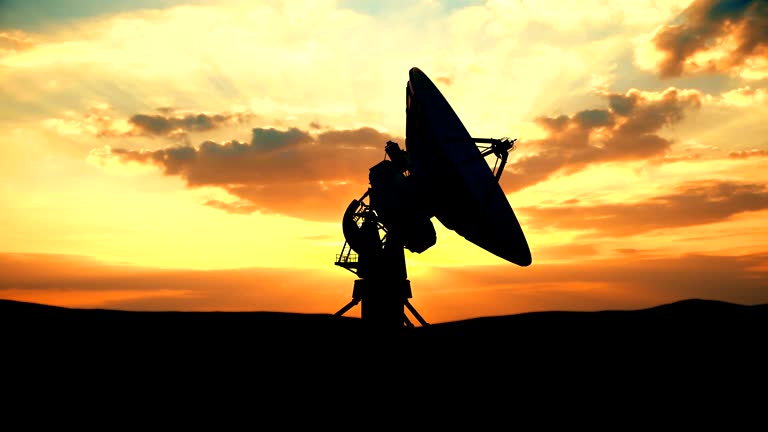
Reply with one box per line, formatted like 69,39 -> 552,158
356,279 -> 412,329
335,255 -> 429,329
335,279 -> 428,329
334,184 -> 430,329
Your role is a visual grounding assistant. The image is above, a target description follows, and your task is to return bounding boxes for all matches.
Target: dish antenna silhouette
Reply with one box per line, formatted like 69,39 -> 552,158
334,67 -> 531,329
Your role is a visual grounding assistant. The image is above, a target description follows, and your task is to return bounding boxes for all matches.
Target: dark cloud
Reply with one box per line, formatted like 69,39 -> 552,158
127,110 -> 256,138
519,180 -> 768,236
608,94 -> 637,115
47,107 -> 256,140
648,0 -> 768,78
573,109 -> 613,128
502,87 -> 702,191
317,127 -> 393,148
729,149 -> 768,158
107,126 -> 399,221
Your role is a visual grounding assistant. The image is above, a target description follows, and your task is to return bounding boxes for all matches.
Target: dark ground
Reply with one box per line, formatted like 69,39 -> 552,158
2,298 -> 766,417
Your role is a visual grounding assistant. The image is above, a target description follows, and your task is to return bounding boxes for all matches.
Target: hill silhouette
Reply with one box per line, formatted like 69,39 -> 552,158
4,297 -> 765,356
3,297 -> 765,404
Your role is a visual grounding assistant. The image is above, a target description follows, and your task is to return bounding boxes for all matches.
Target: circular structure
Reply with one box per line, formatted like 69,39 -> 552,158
405,67 -> 531,266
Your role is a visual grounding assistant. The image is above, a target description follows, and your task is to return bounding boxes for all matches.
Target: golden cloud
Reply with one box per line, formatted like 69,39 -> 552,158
729,149 -> 768,158
95,125 -> 399,221
520,180 -> 768,236
635,0 -> 768,79
718,86 -> 768,106
0,30 -> 35,55
502,87 -> 703,192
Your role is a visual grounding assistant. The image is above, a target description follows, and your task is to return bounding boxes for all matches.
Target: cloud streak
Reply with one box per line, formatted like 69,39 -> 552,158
45,106 -> 256,140
0,253 -> 347,314
0,30 -> 35,55
520,180 -> 768,236
2,252 -> 765,322
729,149 -> 768,158
423,252 -> 768,320
128,110 -> 254,138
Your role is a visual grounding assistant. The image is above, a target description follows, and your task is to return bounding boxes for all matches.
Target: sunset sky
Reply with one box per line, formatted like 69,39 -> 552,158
1,0 -> 767,323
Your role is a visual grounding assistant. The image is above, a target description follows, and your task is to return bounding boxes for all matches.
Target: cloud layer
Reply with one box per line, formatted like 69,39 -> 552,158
44,106 -> 255,141
502,87 -> 703,191
0,30 -> 35,55
101,125 -> 398,221
636,0 -> 768,79
729,149 -> 768,158
425,251 -> 768,321
2,252 -> 766,322
94,86 -> 726,225
0,253 -> 347,314
520,180 -> 768,236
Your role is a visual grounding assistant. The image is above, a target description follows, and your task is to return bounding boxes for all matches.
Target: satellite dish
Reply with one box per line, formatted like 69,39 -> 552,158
334,67 -> 531,329
405,67 -> 531,266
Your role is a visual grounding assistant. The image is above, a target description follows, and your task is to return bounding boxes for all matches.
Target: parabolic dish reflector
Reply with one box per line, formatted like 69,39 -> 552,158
405,67 -> 531,266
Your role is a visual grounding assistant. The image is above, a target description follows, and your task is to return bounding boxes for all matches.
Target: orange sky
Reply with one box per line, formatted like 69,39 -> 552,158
1,0 -> 767,323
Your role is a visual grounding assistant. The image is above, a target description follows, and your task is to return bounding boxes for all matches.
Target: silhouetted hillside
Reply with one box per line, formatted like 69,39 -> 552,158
4,298 -> 765,354
4,298 -> 765,388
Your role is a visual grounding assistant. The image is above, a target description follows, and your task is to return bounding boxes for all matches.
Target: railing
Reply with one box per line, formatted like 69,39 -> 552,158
335,253 -> 358,264
334,241 -> 359,274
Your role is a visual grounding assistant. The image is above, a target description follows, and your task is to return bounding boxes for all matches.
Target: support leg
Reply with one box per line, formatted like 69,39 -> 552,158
334,298 -> 360,317
403,313 -> 414,328
405,300 -> 429,327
